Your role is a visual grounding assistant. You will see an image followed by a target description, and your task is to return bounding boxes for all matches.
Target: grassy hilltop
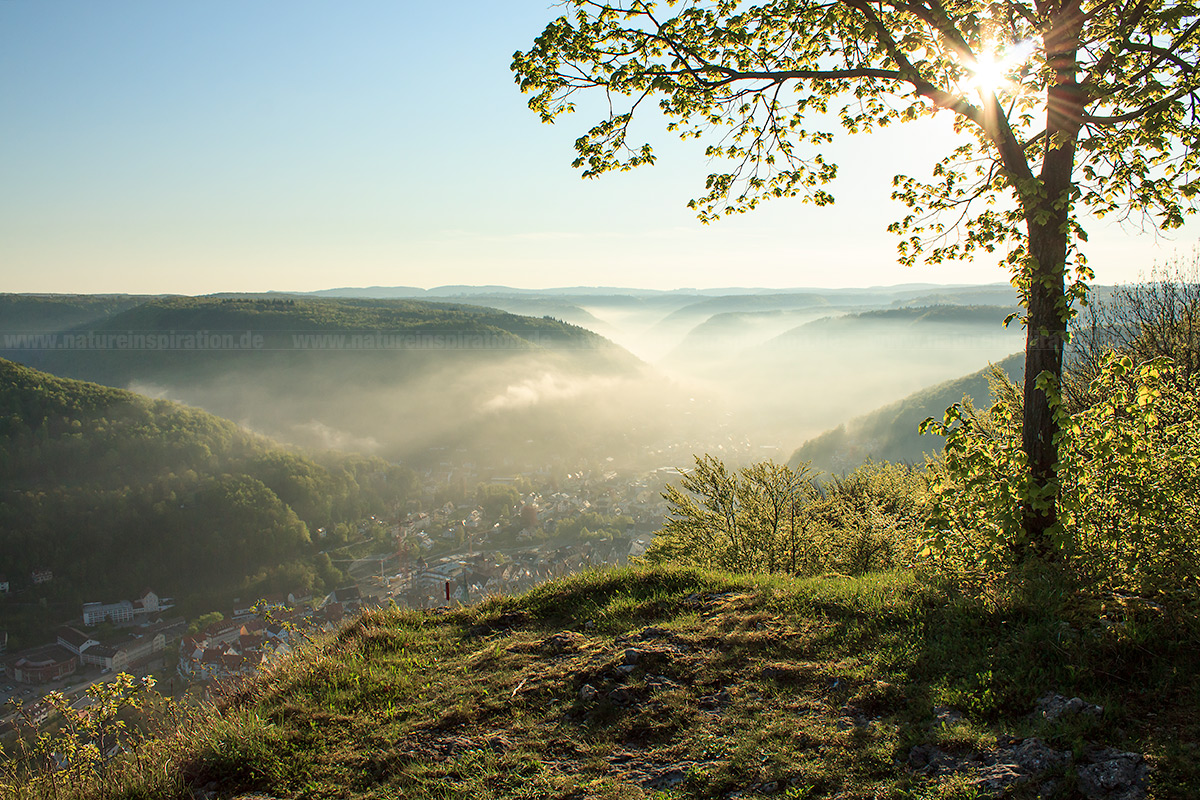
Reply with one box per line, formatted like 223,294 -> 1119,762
13,566 -> 1198,799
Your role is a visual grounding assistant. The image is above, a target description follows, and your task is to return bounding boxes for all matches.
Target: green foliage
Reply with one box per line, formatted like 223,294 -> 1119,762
1,673 -> 192,800
1059,356 -> 1200,595
920,394 -> 1031,595
924,355 -> 1200,598
806,461 -> 932,576
648,456 -> 928,576
549,511 -> 632,543
514,0 -> 1199,270
475,483 -> 521,520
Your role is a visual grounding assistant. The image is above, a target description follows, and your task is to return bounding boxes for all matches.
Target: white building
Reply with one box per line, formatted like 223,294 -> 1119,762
83,589 -> 164,627
83,600 -> 134,626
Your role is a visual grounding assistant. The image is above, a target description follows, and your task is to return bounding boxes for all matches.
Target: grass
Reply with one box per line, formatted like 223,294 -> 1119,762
6,565 -> 1200,799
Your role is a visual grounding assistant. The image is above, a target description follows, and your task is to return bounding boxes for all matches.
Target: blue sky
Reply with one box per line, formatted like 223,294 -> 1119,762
1,1 -> 1195,294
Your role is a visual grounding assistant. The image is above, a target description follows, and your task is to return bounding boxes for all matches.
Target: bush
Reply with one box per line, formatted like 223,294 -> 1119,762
646,456 -> 929,576
923,355 -> 1200,599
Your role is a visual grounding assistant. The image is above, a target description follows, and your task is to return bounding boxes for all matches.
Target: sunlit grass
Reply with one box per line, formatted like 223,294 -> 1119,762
7,565 -> 1198,799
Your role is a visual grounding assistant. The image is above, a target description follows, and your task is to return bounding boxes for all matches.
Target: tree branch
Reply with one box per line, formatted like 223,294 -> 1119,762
1082,84 -> 1200,124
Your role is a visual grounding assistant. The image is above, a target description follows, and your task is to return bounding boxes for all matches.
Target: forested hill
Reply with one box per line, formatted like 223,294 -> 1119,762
789,352 -> 1024,474
2,295 -> 623,380
75,296 -> 614,345
0,358 -> 416,612
0,294 -> 149,334
776,304 -> 1013,336
0,296 -> 654,466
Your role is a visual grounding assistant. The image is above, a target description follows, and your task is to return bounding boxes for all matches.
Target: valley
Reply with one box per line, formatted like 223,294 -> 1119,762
0,285 -> 1024,712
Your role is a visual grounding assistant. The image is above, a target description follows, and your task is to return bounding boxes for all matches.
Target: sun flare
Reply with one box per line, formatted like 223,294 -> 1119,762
962,39 -> 1037,97
968,50 -> 1010,93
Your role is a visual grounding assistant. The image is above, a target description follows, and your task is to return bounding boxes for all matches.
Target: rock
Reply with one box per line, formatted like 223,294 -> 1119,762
1077,748 -> 1148,800
836,706 -> 871,730
540,631 -> 586,655
622,648 -> 640,665
638,626 -> 671,641
578,684 -> 597,701
607,687 -> 634,705
1035,692 -> 1103,721
615,664 -> 637,674
643,768 -> 687,790
698,688 -> 731,709
908,737 -> 1073,796
973,762 -> 1026,793
907,744 -> 975,775
933,705 -> 964,725
1009,737 -> 1071,773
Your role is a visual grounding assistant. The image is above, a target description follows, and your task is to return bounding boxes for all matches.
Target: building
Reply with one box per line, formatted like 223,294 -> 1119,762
56,626 -> 101,658
10,644 -> 78,684
130,588 -> 161,616
82,600 -> 134,626
84,632 -> 166,672
55,622 -> 171,672
82,588 -> 165,627
30,569 -> 53,586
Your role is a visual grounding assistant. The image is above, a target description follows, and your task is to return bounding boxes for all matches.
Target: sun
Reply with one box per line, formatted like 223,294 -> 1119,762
960,39 -> 1037,98
968,50 -> 1011,94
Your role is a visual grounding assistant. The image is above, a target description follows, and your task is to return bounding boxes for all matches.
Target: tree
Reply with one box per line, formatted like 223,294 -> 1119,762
513,0 -> 1200,552
187,611 -> 224,636
650,455 -> 925,573
475,482 -> 521,521
654,454 -> 757,571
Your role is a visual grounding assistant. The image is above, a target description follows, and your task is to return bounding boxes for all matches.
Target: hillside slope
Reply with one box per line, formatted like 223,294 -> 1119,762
32,566 -> 1197,799
0,358 -> 415,614
658,306 -> 1022,449
790,353 -> 1024,474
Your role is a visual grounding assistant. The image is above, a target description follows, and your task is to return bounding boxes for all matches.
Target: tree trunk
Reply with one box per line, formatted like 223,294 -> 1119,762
1020,220 -> 1068,552
1018,0 -> 1084,556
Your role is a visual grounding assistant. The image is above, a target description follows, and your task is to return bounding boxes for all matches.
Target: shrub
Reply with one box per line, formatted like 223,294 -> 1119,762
647,456 -> 930,576
923,355 -> 1200,599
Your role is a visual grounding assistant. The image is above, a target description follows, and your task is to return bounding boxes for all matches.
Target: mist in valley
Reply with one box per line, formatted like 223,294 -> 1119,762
0,287 -> 1027,477
555,292 -> 1024,456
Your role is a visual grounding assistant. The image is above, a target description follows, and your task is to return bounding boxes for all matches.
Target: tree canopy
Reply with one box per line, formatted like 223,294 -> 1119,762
513,0 -> 1200,547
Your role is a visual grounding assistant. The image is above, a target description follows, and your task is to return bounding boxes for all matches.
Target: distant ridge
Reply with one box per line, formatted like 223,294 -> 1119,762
303,282 -> 1015,299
